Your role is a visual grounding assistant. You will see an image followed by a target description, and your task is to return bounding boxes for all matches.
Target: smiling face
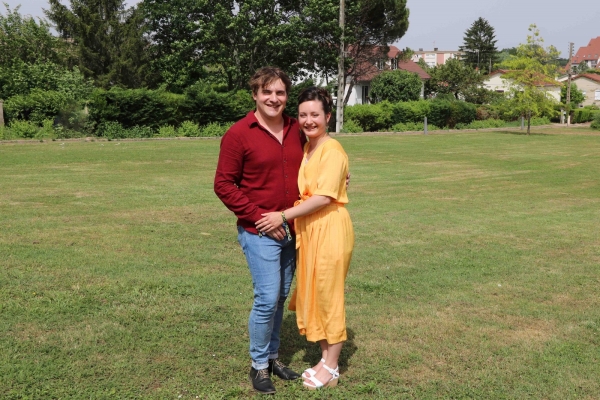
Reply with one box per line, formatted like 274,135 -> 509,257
298,100 -> 331,141
252,79 -> 288,122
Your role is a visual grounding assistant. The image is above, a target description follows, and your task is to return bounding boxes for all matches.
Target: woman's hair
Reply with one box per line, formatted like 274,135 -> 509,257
298,86 -> 333,115
249,67 -> 292,95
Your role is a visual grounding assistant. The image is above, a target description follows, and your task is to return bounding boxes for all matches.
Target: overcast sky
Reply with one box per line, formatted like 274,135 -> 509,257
5,0 -> 600,58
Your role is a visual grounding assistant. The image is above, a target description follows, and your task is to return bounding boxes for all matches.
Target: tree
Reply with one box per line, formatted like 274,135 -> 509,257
370,70 -> 421,102
425,58 -> 484,100
142,0 -> 341,92
342,0 -> 410,105
459,17 -> 498,73
45,0 -> 153,88
500,24 -> 560,134
0,4 -> 72,67
560,82 -> 584,107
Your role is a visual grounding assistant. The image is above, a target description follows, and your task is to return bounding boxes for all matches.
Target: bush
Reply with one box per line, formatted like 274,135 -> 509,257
370,70 -> 422,103
390,100 -> 430,125
391,121 -> 440,132
573,109 -> 600,124
8,120 -> 38,138
4,89 -> 73,124
590,113 -> 600,130
177,121 -> 202,137
344,102 -> 393,132
199,122 -> 233,137
340,119 -> 363,133
157,125 -> 177,138
454,119 -> 505,129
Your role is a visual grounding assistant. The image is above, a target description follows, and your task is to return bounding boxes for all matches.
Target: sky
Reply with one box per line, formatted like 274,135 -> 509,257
4,0 -> 600,58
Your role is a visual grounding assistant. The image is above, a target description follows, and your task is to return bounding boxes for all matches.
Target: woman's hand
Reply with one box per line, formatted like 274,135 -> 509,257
256,212 -> 284,233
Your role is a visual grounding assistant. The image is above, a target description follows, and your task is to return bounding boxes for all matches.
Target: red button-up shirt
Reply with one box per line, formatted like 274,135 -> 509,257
214,111 -> 306,234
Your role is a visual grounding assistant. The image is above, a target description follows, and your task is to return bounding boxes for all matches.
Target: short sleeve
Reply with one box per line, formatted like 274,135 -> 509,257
313,147 -> 347,200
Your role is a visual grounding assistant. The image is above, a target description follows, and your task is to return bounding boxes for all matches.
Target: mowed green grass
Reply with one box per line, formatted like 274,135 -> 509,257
1,128 -> 599,399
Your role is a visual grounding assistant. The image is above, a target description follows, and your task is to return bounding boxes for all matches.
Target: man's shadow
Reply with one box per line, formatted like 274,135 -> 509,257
277,312 -> 357,374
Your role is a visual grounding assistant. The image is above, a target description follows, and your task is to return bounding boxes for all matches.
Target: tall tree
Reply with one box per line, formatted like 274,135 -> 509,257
500,24 -> 560,134
45,0 -> 153,88
459,17 -> 498,73
342,0 -> 409,105
142,0 -> 341,92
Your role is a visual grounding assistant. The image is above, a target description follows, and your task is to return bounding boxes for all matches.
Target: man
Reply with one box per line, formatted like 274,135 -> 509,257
214,67 -> 304,394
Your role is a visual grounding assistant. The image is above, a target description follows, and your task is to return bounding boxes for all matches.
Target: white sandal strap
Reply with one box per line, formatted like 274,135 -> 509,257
322,364 -> 339,379
303,374 -> 325,388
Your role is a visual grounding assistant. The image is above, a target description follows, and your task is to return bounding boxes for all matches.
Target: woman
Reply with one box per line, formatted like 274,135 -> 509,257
256,87 -> 354,390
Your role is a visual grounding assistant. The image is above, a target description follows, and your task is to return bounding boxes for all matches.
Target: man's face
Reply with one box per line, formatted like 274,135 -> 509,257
253,79 -> 288,121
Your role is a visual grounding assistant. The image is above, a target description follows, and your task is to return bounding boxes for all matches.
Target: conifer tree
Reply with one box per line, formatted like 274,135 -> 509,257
45,0 -> 153,88
459,17 -> 498,73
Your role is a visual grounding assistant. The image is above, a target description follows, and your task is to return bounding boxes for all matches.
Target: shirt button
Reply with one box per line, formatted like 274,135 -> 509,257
285,175 -> 288,178
286,191 -> 289,194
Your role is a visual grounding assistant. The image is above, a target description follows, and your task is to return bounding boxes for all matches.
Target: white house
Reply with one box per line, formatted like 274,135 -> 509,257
483,69 -> 561,102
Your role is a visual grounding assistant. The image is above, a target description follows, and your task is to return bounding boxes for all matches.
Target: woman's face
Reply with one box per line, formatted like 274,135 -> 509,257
298,100 -> 331,140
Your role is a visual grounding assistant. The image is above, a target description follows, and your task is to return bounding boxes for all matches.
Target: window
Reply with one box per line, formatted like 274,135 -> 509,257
595,90 -> 600,101
362,86 -> 370,104
376,60 -> 385,70
391,58 -> 398,70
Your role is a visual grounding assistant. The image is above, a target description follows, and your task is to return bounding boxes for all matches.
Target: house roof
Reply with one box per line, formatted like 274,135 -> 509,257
572,73 -> 600,84
352,45 -> 430,82
571,37 -> 600,64
488,69 -> 509,77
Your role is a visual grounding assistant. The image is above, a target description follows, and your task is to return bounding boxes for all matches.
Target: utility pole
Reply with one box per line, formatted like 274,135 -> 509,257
335,0 -> 345,133
566,42 -> 574,127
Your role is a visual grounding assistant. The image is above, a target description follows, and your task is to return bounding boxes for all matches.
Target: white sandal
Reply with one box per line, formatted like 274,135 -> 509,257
302,358 -> 325,379
302,364 -> 339,390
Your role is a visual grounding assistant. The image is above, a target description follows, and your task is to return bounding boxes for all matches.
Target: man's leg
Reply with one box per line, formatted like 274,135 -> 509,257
237,227 -> 283,393
267,235 -> 301,380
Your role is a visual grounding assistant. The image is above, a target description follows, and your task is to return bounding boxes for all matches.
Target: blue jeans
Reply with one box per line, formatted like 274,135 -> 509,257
237,226 -> 296,370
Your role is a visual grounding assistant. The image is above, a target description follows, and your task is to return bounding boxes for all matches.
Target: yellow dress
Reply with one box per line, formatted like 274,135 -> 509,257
289,139 -> 354,343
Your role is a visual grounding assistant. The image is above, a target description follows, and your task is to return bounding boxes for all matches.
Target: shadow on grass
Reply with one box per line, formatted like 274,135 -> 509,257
279,313 -> 357,374
495,129 -> 551,136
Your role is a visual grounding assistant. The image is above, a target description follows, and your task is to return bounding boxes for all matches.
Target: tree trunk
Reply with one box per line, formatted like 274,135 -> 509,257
343,79 -> 354,106
527,111 -> 531,135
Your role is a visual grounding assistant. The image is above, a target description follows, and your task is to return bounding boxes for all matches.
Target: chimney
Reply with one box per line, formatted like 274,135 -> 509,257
434,47 -> 438,51
419,48 -> 423,51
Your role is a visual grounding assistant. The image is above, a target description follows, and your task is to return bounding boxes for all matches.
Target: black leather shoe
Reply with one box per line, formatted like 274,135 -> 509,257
249,367 -> 276,394
268,359 -> 301,380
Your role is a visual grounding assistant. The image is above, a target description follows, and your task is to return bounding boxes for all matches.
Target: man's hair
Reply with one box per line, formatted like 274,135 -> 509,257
249,67 -> 292,95
298,86 -> 333,115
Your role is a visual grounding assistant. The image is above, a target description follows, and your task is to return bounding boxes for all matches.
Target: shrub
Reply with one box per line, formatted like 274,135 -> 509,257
35,119 -> 56,139
98,121 -> 126,139
157,125 -> 177,138
391,121 -> 440,132
8,120 -> 38,138
127,125 -> 155,138
177,121 -> 202,137
4,89 -> 74,124
590,113 -> 600,130
455,119 -> 505,129
391,100 -> 430,125
340,119 -> 363,133
200,122 -> 233,137
370,70 -> 422,103
344,103 -> 393,132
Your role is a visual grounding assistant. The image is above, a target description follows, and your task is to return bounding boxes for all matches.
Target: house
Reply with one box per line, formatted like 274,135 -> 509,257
410,48 -> 464,68
570,73 -> 600,106
569,37 -> 600,71
342,45 -> 430,106
483,69 -> 561,102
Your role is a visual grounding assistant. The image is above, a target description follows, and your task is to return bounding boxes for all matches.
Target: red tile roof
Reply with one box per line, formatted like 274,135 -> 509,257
571,37 -> 600,64
352,45 -> 430,82
573,73 -> 600,84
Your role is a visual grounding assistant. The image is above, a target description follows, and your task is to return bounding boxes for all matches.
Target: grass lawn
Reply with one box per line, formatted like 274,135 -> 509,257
1,127 -> 599,399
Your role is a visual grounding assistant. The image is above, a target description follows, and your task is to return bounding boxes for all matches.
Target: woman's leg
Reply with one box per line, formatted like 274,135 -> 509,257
305,341 -> 343,385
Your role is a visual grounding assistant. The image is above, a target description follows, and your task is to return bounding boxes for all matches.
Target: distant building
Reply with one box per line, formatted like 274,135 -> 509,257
569,37 -> 600,71
483,69 -> 561,102
410,48 -> 464,68
342,45 -> 430,105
